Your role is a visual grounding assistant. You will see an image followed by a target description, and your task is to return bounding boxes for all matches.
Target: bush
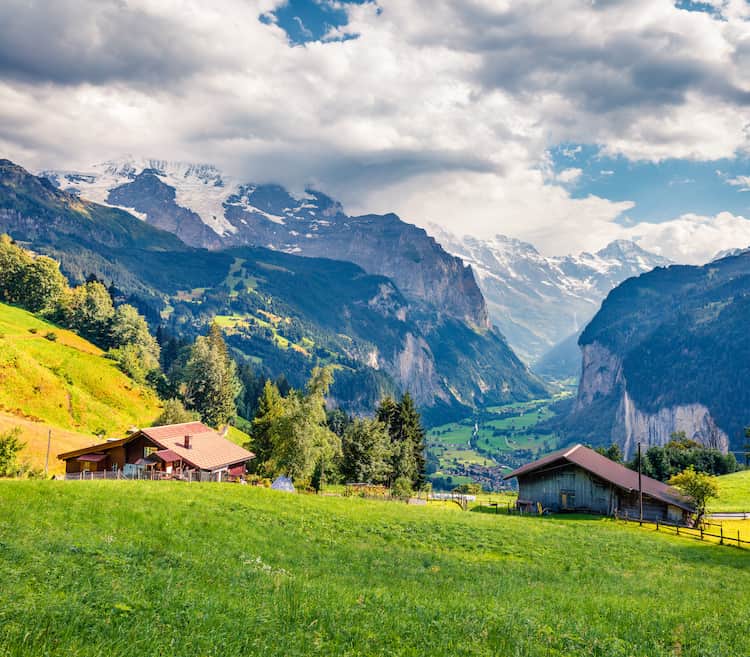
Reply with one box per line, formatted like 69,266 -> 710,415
44,331 -> 57,342
392,476 -> 413,500
0,427 -> 25,477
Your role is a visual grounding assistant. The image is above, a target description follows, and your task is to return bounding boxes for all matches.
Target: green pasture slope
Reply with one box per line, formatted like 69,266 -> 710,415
1,482 -> 749,657
711,470 -> 750,512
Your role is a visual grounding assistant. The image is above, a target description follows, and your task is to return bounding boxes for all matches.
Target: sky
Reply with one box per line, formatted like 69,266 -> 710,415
1,0 -> 749,263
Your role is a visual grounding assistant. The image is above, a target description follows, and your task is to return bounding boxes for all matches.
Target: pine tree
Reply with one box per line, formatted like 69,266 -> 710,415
397,393 -> 427,488
183,324 -> 242,427
250,380 -> 285,471
341,418 -> 392,484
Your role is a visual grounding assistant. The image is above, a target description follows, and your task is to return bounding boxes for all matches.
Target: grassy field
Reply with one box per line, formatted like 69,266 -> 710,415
710,470 -> 750,512
1,481 -> 749,657
0,303 -> 162,472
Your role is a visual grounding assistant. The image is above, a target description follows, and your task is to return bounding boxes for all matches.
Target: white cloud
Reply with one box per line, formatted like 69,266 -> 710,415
726,175 -> 750,191
556,168 -> 582,184
0,0 -> 749,260
625,212 -> 750,264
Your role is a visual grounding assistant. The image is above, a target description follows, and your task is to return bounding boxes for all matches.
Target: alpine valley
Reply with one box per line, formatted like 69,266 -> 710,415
430,226 -> 671,373
0,158 -> 546,425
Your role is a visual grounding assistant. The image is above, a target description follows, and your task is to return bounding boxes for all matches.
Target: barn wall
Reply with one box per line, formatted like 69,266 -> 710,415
617,491 -> 677,523
517,463 -> 614,514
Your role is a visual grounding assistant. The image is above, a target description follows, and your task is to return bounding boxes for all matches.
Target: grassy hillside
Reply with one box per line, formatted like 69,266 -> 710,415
0,303 -> 161,471
710,470 -> 750,512
1,481 -> 748,657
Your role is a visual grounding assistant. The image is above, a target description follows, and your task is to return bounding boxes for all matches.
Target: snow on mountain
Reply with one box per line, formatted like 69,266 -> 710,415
41,158 -> 490,328
713,246 -> 750,261
42,158 -> 242,236
429,225 -> 672,369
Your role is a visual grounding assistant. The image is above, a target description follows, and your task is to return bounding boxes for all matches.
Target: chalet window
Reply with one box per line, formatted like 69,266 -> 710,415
144,446 -> 157,458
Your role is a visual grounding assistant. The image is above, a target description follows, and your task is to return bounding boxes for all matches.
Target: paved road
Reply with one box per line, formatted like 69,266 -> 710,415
708,512 -> 750,519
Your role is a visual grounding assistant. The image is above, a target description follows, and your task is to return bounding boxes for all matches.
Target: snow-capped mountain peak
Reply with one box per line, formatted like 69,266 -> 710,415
429,224 -> 672,367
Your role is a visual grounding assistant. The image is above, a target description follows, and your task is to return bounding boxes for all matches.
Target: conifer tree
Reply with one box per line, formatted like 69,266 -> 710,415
397,393 -> 427,488
183,324 -> 242,427
250,380 -> 285,471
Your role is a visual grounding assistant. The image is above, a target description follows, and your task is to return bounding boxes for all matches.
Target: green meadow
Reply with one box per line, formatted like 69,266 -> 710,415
710,469 -> 750,512
1,481 -> 748,657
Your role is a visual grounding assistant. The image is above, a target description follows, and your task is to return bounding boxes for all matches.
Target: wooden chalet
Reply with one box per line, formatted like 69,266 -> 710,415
58,422 -> 254,482
503,444 -> 695,523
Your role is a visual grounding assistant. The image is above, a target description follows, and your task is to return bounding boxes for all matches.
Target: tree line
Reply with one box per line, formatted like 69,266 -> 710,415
595,432 -> 739,481
248,370 -> 427,494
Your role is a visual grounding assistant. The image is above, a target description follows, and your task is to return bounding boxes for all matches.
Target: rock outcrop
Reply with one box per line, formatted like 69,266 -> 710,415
573,340 -> 731,458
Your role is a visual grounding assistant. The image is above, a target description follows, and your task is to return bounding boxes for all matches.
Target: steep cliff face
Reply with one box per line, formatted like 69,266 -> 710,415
573,342 -> 730,459
575,342 -> 623,410
616,390 -> 729,459
568,246 -> 750,454
296,214 -> 490,328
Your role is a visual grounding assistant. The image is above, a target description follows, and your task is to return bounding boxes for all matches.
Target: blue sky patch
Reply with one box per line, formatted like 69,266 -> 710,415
260,0 -> 374,46
548,143 -> 750,224
674,1 -> 723,17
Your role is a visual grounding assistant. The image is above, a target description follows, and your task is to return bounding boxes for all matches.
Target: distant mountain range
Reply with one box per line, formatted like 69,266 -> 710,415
430,226 -> 671,372
43,159 -> 487,329
0,158 -> 546,423
564,249 -> 750,457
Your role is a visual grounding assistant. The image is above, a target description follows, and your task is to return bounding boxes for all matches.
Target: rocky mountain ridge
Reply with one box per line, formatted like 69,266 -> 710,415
3,159 -> 546,422
43,158 -> 489,329
430,225 -> 671,368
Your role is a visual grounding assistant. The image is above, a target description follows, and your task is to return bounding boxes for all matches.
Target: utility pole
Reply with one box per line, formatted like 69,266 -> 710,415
44,429 -> 51,477
638,441 -> 643,525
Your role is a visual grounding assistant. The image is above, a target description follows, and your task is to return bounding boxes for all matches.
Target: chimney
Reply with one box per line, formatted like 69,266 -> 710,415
184,435 -> 191,449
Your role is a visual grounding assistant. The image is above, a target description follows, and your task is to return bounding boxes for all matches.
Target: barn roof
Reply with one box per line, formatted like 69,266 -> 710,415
504,444 -> 695,512
59,421 -> 255,472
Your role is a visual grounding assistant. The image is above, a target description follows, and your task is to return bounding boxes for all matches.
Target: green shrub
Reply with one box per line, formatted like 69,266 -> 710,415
392,476 -> 413,500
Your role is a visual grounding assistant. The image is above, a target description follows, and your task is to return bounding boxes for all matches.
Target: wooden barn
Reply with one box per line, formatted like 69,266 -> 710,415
504,444 -> 695,523
58,421 -> 254,482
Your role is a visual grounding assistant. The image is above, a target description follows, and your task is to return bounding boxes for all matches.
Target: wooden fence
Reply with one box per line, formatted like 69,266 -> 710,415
614,511 -> 750,550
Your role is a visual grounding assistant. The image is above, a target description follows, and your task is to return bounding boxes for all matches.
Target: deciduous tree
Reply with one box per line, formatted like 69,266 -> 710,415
668,466 -> 719,523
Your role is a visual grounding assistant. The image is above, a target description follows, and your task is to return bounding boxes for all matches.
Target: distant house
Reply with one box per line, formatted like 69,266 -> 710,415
58,422 -> 255,482
503,444 -> 695,524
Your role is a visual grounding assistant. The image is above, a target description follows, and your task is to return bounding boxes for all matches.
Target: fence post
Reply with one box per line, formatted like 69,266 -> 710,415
720,525 -> 724,545
739,530 -> 741,548
676,524 -> 679,536
656,521 -> 659,532
700,526 -> 703,541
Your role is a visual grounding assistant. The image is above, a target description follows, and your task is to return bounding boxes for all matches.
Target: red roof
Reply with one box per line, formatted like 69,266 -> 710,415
504,444 -> 695,512
139,422 -> 254,471
154,449 -> 181,463
75,453 -> 107,462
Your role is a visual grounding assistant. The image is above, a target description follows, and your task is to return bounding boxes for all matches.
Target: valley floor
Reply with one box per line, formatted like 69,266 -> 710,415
0,481 -> 748,657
